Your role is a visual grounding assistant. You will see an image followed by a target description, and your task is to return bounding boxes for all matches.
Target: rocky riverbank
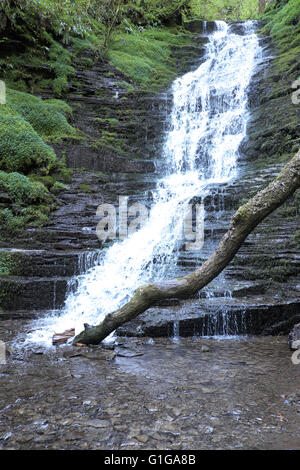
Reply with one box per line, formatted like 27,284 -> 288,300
0,327 -> 300,450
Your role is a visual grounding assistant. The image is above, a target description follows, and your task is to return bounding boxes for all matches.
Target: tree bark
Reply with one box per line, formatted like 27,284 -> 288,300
73,150 -> 300,345
259,0 -> 266,14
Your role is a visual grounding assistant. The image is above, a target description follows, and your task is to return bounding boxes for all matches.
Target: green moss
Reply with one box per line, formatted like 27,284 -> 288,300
57,165 -> 73,184
0,87 -> 77,178
109,26 -> 191,90
262,0 -> 300,82
48,39 -> 75,97
0,87 -> 77,196
79,183 -> 93,192
115,81 -> 135,92
0,170 -> 53,237
0,250 -> 26,277
29,174 -> 56,189
42,98 -> 73,116
92,130 -> 129,155
0,171 -> 49,205
94,117 -> 120,127
7,88 -> 76,141
71,36 -> 102,56
0,105 -> 56,174
51,181 -> 70,194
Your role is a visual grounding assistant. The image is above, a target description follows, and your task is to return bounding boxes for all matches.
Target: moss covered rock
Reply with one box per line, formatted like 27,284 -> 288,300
0,106 -> 56,174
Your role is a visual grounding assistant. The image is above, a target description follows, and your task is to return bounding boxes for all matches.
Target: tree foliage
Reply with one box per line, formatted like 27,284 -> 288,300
189,0 -> 260,21
0,1 -> 265,45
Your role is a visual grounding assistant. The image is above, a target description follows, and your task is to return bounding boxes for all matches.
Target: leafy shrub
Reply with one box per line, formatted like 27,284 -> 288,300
8,90 -> 75,139
263,0 -> 300,50
0,208 -> 27,236
0,89 -> 76,174
0,171 -> 51,236
0,106 -> 56,174
0,171 -> 49,205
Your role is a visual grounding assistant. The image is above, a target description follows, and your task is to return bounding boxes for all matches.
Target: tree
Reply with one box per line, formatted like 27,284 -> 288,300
100,0 -> 125,53
259,0 -> 266,13
73,149 -> 300,345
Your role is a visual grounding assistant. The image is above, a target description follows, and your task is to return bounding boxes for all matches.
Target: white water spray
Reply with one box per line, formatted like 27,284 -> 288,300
26,21 -> 262,346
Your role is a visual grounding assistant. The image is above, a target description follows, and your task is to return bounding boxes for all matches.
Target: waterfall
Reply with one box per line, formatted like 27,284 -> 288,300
26,21 -> 262,347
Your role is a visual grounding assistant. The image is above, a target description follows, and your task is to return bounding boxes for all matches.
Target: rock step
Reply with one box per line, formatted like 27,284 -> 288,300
117,297 -> 300,338
0,276 -> 69,311
0,248 -> 103,277
0,309 -> 57,321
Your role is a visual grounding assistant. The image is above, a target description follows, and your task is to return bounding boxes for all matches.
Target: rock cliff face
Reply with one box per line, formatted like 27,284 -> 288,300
1,21 -> 299,338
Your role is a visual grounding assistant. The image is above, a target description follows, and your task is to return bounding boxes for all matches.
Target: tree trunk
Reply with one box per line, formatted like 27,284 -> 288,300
259,0 -> 266,14
73,150 -> 300,345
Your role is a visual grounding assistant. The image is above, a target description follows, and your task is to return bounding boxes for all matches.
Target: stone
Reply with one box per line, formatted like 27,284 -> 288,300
84,419 -> 110,428
52,328 -> 75,345
133,434 -> 149,443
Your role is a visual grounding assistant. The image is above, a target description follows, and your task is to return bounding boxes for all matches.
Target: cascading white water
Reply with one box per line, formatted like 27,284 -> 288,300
26,21 -> 262,347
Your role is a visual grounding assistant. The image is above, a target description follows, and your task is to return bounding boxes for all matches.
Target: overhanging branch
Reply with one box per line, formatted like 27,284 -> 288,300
73,149 -> 300,345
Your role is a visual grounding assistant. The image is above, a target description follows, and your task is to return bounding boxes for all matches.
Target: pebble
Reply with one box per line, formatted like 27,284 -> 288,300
84,419 -> 110,429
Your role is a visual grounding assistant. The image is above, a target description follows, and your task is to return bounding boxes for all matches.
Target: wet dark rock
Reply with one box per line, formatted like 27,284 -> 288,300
184,20 -> 217,34
229,22 -> 247,35
115,347 -> 144,358
117,298 -> 300,338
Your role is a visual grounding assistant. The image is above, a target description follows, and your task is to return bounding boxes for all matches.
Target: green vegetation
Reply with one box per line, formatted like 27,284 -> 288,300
0,88 -> 76,175
0,1 -> 267,94
79,183 -> 93,192
263,0 -> 300,95
0,171 -> 52,236
0,86 -> 77,237
7,89 -> 75,141
0,250 -> 25,276
0,171 -> 49,205
0,106 -> 56,174
109,26 -> 191,90
262,0 -> 300,76
189,0 -> 259,21
0,0 -> 298,242
254,0 -> 300,162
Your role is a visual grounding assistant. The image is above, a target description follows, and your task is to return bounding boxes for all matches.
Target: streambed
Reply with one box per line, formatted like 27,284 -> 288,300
1,319 -> 299,450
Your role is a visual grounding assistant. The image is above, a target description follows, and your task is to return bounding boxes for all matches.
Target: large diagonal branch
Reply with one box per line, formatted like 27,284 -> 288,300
73,150 -> 300,345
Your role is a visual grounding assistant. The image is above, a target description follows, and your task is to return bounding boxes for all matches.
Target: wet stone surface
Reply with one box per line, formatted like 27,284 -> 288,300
0,320 -> 300,450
